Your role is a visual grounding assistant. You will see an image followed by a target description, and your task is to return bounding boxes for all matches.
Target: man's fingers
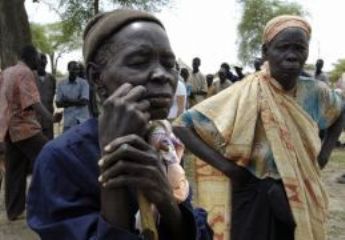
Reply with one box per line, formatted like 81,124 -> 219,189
135,100 -> 150,112
103,83 -> 132,107
103,134 -> 151,154
99,161 -> 159,184
122,85 -> 146,102
99,143 -> 157,170
102,175 -> 156,189
113,83 -> 133,98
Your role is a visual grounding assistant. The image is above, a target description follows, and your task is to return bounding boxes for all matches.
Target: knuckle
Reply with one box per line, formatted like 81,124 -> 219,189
128,134 -> 138,141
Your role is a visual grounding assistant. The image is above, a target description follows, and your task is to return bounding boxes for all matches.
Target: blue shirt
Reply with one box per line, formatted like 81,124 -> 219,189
27,118 -> 212,240
56,77 -> 90,128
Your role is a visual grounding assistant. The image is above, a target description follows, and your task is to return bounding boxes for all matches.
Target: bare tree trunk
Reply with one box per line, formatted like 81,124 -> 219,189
0,0 -> 32,69
94,0 -> 100,15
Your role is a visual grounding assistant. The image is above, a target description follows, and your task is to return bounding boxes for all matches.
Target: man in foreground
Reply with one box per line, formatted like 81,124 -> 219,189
28,9 -> 212,240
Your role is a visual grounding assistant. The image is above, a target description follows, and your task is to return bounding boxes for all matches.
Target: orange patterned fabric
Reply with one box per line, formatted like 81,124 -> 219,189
0,62 -> 41,142
263,15 -> 311,43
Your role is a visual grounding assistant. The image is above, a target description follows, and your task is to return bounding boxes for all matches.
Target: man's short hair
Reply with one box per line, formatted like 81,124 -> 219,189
67,61 -> 78,71
19,45 -> 37,63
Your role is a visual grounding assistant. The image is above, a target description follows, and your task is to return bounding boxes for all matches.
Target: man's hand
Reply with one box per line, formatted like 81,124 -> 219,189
99,135 -> 177,215
98,83 -> 150,151
99,134 -> 185,239
98,83 -> 151,230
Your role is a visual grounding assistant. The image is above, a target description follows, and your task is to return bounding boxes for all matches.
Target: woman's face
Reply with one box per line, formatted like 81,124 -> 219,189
96,21 -> 178,120
264,27 -> 309,90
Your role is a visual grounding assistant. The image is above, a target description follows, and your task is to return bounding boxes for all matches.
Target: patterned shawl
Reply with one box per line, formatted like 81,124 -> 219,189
189,63 -> 327,240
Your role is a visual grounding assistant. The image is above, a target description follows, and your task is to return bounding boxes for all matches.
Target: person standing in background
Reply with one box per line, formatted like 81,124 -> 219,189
55,61 -> 90,132
0,45 -> 52,220
188,57 -> 208,107
315,59 -> 329,85
36,53 -> 59,139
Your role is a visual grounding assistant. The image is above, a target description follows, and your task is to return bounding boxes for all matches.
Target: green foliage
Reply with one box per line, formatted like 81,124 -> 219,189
31,22 -> 80,55
44,0 -> 170,39
31,22 -> 81,75
237,0 -> 305,66
330,59 -> 345,83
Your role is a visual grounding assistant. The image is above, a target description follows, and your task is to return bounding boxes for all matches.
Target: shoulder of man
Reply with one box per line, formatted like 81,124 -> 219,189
43,119 -> 98,156
76,77 -> 89,85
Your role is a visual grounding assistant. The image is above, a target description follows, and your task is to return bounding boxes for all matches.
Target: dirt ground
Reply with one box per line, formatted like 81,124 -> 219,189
0,149 -> 344,240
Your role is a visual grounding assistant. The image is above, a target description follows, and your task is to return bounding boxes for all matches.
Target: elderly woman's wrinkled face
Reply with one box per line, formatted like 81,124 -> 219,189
97,21 -> 178,119
264,27 -> 309,90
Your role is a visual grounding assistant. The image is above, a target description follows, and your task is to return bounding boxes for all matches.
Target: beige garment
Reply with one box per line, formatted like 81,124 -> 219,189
188,71 -> 208,106
209,78 -> 232,97
187,62 -> 328,240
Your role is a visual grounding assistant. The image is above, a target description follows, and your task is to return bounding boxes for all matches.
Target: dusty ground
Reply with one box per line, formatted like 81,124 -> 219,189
0,149 -> 344,240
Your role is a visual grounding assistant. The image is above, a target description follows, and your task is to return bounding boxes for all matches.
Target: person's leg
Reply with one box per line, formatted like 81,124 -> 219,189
231,178 -> 295,240
4,140 -> 28,220
5,133 -> 47,220
15,133 -> 47,173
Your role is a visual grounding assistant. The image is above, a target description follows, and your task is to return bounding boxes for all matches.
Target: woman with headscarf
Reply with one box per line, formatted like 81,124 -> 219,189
174,15 -> 344,240
27,9 -> 212,240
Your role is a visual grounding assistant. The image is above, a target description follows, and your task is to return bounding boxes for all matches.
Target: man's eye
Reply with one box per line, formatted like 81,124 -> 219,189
277,45 -> 288,50
127,59 -> 148,67
164,62 -> 175,69
162,59 -> 176,69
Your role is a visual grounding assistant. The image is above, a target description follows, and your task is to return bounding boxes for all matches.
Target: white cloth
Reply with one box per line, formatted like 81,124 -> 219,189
168,79 -> 187,119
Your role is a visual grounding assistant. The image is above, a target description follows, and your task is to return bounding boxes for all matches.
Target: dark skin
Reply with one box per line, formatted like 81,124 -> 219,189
56,62 -> 89,108
262,28 -> 309,91
206,74 -> 214,87
180,68 -> 189,83
315,59 -> 324,75
88,21 -> 188,239
175,27 -> 344,186
218,68 -> 227,83
37,54 -> 47,76
192,58 -> 200,74
254,58 -> 262,72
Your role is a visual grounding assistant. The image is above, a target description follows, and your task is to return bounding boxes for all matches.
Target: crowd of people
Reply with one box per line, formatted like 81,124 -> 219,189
0,9 -> 344,240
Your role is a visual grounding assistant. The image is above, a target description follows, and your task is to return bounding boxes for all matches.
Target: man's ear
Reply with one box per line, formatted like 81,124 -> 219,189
86,62 -> 101,86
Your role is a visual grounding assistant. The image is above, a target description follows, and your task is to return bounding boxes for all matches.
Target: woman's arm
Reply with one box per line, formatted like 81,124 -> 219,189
174,126 -> 255,187
318,109 -> 345,169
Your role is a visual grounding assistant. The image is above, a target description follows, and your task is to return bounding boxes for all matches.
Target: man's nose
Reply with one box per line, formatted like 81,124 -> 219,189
150,66 -> 173,83
286,52 -> 298,62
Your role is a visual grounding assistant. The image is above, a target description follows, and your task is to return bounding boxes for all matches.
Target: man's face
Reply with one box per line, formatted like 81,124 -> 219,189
68,62 -> 80,80
218,68 -> 226,81
316,59 -> 324,70
38,55 -> 47,74
206,74 -> 213,87
96,21 -> 178,120
28,51 -> 40,70
180,69 -> 189,82
264,27 -> 309,89
192,59 -> 200,71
